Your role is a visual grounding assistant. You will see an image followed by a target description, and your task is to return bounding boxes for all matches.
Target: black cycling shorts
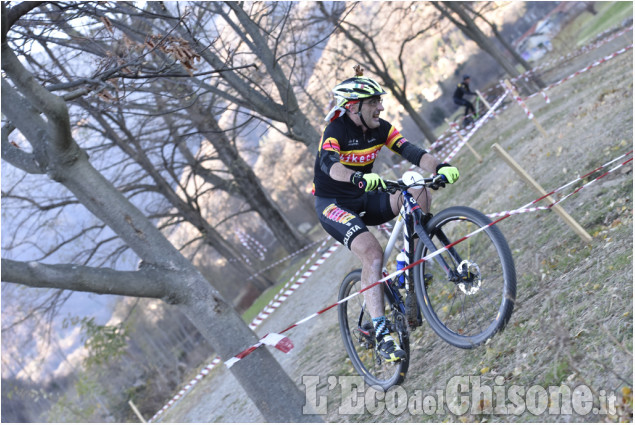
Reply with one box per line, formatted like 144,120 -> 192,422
314,192 -> 396,249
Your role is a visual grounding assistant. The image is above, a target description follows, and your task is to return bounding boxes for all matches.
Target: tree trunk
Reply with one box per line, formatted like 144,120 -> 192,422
390,86 -> 438,146
188,105 -> 309,254
490,23 -> 545,89
465,5 -> 546,91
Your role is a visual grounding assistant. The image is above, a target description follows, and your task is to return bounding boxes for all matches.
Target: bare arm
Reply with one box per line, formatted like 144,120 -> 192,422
329,162 -> 356,182
418,152 -> 442,174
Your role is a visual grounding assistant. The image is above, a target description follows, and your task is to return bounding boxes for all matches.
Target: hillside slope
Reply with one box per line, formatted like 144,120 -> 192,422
157,26 -> 633,424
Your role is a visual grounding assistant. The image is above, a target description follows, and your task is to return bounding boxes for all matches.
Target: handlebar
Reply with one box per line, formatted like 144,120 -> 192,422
380,174 -> 448,194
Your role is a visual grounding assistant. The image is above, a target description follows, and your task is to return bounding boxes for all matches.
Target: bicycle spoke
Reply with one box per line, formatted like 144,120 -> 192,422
338,270 -> 408,390
415,206 -> 516,348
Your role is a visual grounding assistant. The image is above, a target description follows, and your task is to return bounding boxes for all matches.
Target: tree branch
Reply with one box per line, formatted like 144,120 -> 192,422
2,1 -> 47,42
2,42 -> 77,161
1,258 -> 181,301
1,123 -> 44,174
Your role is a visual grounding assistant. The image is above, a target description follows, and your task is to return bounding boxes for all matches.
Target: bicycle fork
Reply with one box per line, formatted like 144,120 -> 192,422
402,191 -> 463,284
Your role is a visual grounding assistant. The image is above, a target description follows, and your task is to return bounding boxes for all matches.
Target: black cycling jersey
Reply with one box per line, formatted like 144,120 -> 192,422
453,82 -> 474,100
313,114 -> 426,198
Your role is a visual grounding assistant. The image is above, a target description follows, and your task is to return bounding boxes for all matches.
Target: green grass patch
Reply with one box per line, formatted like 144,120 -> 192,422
241,279 -> 288,323
240,244 -> 328,323
576,2 -> 634,47
610,250 -> 634,271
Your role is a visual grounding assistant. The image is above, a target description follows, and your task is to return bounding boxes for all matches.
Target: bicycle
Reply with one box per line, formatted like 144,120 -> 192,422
460,94 -> 483,128
337,171 -> 517,390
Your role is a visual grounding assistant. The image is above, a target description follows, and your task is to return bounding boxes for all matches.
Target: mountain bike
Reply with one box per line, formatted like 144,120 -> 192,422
337,171 -> 517,390
461,93 -> 486,128
461,97 -> 478,128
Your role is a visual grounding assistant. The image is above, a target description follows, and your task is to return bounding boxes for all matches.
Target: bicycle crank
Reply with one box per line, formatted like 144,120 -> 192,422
357,322 -> 375,349
456,259 -> 482,295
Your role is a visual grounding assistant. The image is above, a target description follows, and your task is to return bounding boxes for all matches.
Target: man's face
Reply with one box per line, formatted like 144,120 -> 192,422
359,96 -> 384,129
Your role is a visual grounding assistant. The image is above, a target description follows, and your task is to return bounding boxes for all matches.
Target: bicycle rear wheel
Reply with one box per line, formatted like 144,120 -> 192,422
338,269 -> 409,390
414,206 -> 516,349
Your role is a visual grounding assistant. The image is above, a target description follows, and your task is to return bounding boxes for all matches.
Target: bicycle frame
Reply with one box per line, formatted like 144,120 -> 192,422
381,190 -> 460,286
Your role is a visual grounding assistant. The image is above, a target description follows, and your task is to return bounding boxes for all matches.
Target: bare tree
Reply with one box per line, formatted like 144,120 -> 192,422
317,2 -> 441,145
16,1 -> 310,271
1,3 -> 320,421
142,1 -> 330,150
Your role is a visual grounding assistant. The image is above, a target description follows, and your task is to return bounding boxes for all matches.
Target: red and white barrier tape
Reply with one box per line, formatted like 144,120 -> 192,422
225,332 -> 294,368
444,90 -> 510,163
148,237 -> 339,422
524,44 -> 633,100
148,357 -> 222,422
236,229 -> 267,261
511,25 -> 633,83
248,240 -> 340,330
487,151 -> 633,218
505,82 -> 535,120
540,90 -> 551,104
247,236 -> 329,281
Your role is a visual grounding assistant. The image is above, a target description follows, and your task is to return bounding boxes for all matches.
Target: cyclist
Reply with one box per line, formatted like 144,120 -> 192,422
453,75 -> 476,120
313,68 -> 459,362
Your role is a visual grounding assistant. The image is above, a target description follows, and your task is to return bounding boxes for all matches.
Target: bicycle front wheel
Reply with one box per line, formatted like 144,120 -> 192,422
338,269 -> 409,390
414,206 -> 516,349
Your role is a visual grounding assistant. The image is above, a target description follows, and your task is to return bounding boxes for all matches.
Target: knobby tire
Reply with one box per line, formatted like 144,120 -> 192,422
413,206 -> 516,349
338,269 -> 409,391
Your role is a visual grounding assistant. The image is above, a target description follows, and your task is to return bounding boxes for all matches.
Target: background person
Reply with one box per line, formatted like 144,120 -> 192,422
453,74 -> 476,119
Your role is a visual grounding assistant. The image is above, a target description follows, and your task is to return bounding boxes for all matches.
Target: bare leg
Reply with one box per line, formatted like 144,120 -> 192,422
350,226 -> 407,360
349,231 -> 385,318
349,187 -> 431,319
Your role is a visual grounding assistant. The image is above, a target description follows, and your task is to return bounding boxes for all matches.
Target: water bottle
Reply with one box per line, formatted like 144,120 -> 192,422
396,250 -> 407,288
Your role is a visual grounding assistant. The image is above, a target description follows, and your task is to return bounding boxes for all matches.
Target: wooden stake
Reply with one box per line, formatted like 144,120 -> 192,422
128,400 -> 147,423
503,79 -> 548,139
476,89 -> 498,120
444,118 -> 483,163
492,143 -> 592,243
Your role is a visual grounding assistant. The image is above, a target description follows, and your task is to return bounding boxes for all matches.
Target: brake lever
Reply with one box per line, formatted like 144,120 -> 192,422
429,176 -> 447,191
